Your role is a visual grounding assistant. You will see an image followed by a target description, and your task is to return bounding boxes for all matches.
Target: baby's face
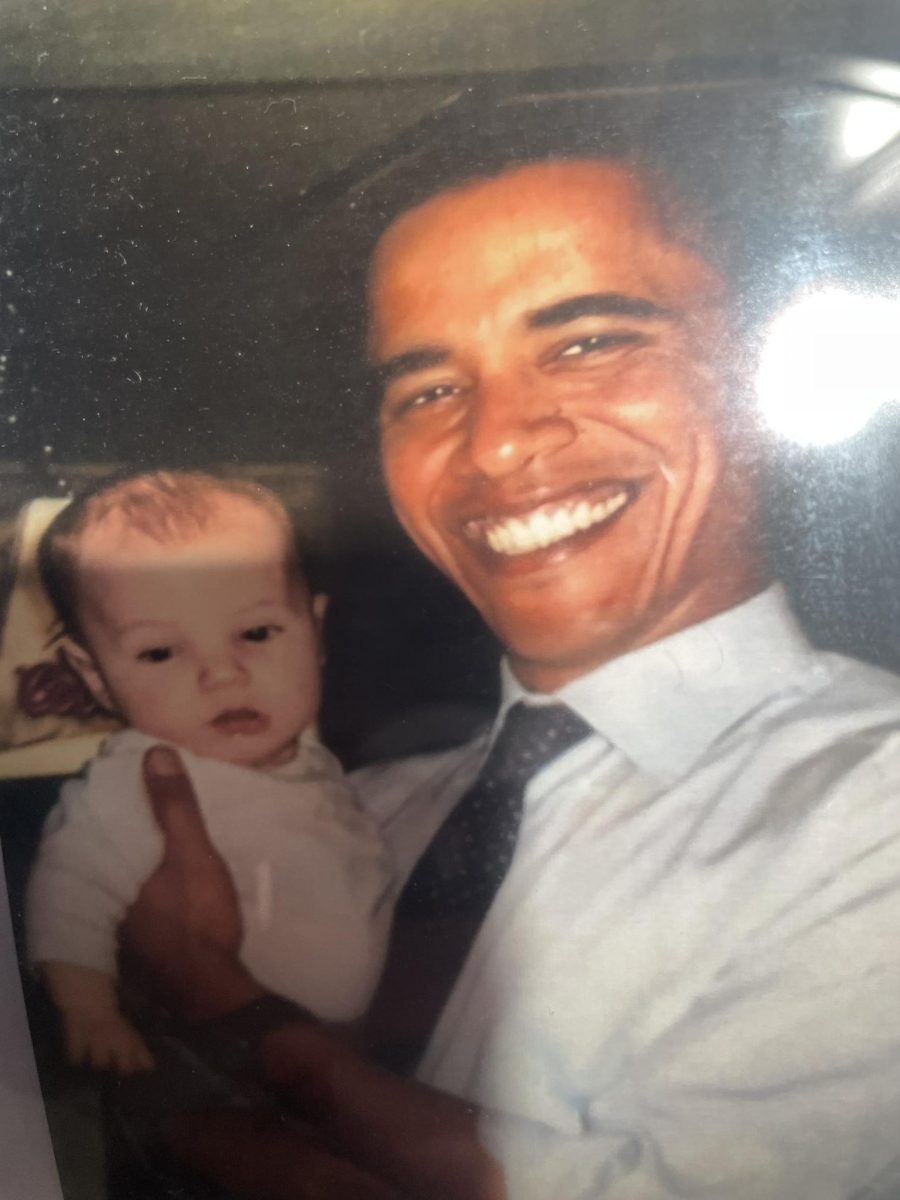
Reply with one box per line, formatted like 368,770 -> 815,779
70,498 -> 322,769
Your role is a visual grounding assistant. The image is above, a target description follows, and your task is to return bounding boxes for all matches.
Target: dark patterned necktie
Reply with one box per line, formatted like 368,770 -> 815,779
365,701 -> 593,1074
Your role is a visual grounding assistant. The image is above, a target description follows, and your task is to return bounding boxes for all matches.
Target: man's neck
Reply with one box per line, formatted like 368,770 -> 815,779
510,569 -> 773,695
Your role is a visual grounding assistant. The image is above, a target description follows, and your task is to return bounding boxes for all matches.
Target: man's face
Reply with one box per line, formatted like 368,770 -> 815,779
370,160 -> 762,691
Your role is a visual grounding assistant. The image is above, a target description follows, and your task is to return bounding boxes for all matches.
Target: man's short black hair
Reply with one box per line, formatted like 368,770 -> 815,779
371,110 -> 744,281
310,82 -> 839,334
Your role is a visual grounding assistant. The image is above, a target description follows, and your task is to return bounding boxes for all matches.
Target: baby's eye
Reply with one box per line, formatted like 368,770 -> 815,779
137,646 -> 173,664
241,624 -> 281,643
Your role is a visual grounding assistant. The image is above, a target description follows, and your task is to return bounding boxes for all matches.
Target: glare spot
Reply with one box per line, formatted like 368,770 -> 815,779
859,64 -> 900,98
757,288 -> 900,446
841,97 -> 900,161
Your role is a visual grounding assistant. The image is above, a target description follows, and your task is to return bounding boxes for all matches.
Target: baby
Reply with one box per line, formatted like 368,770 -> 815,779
27,470 -> 393,1073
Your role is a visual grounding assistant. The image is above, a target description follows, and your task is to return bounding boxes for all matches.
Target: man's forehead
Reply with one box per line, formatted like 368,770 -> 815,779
372,158 -> 655,271
368,156 -> 725,350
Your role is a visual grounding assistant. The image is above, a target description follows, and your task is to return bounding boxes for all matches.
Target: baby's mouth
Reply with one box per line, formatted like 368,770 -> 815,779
212,708 -> 270,736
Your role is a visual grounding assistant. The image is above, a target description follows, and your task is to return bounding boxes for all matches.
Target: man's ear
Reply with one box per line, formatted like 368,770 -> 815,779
60,637 -> 116,714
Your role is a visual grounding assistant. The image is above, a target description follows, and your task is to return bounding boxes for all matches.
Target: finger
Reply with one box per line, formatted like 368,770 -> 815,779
112,1046 -> 132,1076
119,1045 -> 150,1076
66,1026 -> 87,1067
166,1110 -> 402,1200
142,746 -> 213,861
136,1048 -> 155,1072
132,1036 -> 155,1073
89,1039 -> 111,1073
123,1031 -> 155,1074
111,1037 -> 132,1075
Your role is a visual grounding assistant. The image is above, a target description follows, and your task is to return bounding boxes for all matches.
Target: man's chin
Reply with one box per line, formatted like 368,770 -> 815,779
497,616 -> 633,691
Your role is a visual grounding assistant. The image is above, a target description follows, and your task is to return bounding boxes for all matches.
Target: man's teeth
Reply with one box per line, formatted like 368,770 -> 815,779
483,492 -> 630,556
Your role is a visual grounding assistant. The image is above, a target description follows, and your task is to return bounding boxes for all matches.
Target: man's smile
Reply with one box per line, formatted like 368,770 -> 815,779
457,479 -> 644,564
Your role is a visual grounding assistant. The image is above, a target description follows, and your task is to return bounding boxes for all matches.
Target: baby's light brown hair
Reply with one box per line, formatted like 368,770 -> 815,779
39,470 -> 304,646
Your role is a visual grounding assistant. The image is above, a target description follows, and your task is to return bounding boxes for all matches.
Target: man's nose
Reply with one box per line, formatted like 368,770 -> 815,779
197,649 -> 248,690
461,374 -> 576,479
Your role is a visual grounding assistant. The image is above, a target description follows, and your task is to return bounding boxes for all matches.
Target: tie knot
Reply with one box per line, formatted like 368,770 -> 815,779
484,701 -> 593,787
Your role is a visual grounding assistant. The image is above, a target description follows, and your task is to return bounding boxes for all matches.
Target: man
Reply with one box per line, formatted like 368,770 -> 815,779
124,154 -> 900,1199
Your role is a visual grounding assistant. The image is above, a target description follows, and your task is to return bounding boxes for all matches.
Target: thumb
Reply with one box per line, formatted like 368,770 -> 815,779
142,745 -> 212,863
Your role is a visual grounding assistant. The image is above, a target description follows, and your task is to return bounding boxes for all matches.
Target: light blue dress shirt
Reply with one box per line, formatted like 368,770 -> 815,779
357,585 -> 900,1199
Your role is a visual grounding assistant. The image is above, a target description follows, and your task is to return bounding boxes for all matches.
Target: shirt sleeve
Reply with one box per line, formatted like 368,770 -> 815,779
481,766 -> 900,1200
26,777 -> 138,976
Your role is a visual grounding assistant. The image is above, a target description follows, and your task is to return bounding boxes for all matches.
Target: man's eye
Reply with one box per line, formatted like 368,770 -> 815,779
557,333 -> 643,359
241,624 -> 280,643
390,383 -> 459,417
137,647 -> 173,663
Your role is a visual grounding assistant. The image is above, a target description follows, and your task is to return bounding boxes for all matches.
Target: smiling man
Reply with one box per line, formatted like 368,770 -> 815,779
123,151 -> 900,1200
372,159 -> 765,687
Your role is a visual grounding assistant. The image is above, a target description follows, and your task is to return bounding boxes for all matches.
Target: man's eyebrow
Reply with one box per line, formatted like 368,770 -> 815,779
376,346 -> 450,386
526,292 -> 673,329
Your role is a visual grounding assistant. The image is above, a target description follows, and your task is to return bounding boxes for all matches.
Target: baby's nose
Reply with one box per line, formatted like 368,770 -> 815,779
198,651 -> 248,689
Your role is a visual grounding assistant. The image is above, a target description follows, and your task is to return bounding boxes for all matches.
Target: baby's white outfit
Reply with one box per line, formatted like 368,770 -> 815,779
27,729 -> 394,1021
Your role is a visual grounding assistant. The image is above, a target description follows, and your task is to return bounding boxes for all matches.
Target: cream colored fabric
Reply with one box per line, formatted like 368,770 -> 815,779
0,499 -> 120,778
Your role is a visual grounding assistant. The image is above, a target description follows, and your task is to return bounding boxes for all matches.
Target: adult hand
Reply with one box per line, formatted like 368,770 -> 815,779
166,1108 -> 405,1200
121,745 -> 263,1021
123,746 -> 505,1200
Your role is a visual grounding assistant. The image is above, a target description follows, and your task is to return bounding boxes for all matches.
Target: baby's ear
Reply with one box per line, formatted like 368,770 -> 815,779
60,637 -> 116,714
311,594 -> 328,665
311,593 -> 329,626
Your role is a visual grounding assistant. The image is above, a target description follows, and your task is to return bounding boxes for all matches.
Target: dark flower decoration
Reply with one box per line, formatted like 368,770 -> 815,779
16,651 -> 103,720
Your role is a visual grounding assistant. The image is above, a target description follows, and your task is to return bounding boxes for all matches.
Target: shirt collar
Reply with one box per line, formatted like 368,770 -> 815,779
497,584 -> 828,785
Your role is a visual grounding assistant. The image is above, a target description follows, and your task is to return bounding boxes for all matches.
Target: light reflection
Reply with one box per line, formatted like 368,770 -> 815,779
858,63 -> 900,100
756,289 -> 900,446
841,97 -> 900,161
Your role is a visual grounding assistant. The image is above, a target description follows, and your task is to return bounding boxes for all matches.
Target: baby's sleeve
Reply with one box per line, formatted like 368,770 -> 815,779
26,773 -> 154,978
